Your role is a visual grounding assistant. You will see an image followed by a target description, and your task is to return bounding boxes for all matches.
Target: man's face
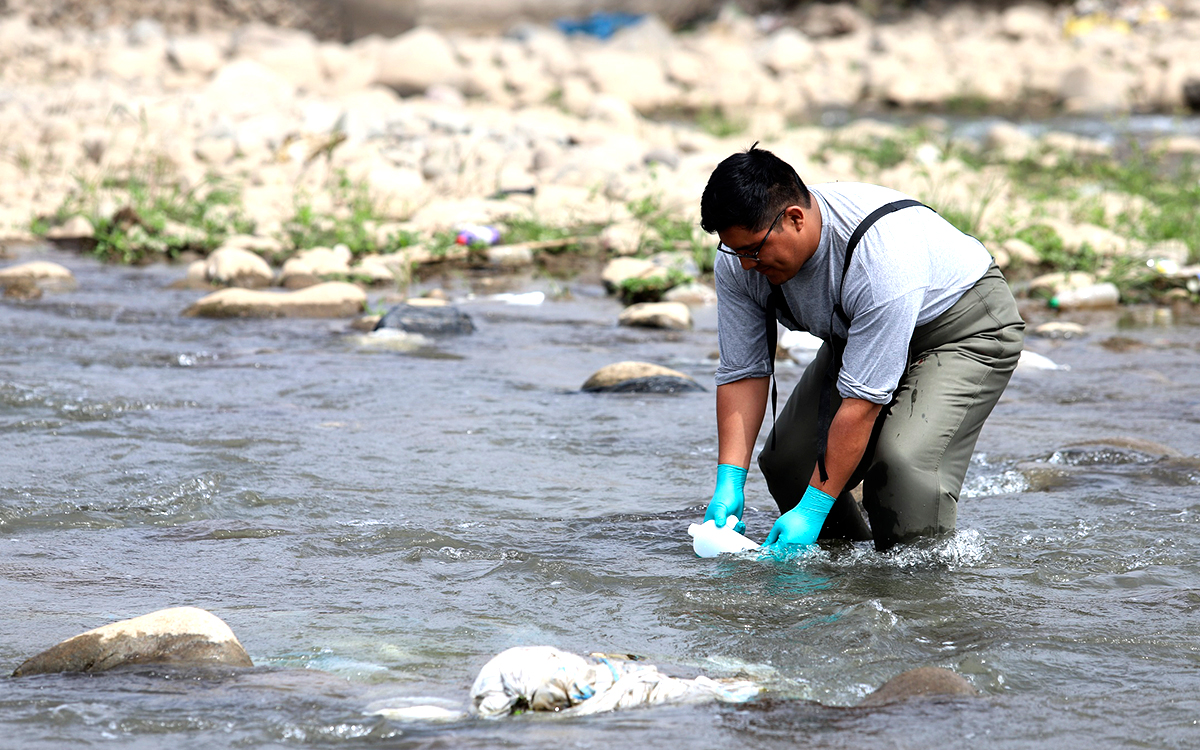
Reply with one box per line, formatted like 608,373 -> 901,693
716,207 -> 802,285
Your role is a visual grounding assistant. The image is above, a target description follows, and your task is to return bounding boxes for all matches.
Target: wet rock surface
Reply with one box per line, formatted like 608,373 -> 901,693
13,607 -> 253,677
582,360 -> 702,392
182,280 -> 366,317
374,301 -> 475,335
584,374 -> 705,393
856,666 -> 978,707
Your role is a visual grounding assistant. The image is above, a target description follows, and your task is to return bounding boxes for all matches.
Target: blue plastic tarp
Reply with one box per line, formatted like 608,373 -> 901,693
554,11 -> 646,40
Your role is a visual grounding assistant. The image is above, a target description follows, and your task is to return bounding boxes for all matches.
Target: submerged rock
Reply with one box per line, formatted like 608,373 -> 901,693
1063,436 -> 1183,459
182,281 -> 366,318
1032,321 -> 1085,339
856,667 -> 977,707
374,302 -> 474,335
582,361 -> 703,393
0,260 -> 77,292
3,278 -> 41,299
13,607 -> 253,676
590,375 -> 705,393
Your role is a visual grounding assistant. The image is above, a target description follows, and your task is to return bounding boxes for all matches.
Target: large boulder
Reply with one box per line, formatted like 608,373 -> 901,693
183,281 -> 366,318
12,607 -> 253,676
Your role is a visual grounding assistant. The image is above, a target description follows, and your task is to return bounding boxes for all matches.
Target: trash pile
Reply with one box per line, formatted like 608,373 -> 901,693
469,646 -> 760,717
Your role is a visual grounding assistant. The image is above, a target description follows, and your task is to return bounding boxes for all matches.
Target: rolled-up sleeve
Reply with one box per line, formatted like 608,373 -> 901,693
837,289 -> 922,403
715,257 -> 773,386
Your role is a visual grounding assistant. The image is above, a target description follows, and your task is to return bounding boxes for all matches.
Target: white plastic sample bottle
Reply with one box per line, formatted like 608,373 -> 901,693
1048,282 -> 1120,310
688,517 -> 761,558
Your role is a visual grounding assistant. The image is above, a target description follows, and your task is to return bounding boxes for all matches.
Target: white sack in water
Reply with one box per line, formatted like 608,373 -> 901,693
780,329 -> 823,363
489,291 -> 545,305
1016,350 -> 1070,371
470,646 -> 760,717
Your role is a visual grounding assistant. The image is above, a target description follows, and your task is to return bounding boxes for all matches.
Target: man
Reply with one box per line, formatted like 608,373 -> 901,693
700,144 -> 1024,552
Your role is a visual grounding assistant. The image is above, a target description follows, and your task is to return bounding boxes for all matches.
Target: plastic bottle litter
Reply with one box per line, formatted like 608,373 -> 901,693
1016,350 -> 1070,372
489,291 -> 545,306
455,224 -> 501,246
1048,282 -> 1120,310
688,517 -> 760,558
1147,258 -> 1180,275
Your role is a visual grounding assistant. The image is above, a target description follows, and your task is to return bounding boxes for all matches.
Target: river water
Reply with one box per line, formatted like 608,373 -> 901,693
2,244 -> 1199,749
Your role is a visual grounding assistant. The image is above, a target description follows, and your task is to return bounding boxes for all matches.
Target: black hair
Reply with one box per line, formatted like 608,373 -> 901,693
699,142 -> 811,234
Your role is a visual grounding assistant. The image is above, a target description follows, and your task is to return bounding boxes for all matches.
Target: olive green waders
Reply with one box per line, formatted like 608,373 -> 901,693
758,264 -> 1025,551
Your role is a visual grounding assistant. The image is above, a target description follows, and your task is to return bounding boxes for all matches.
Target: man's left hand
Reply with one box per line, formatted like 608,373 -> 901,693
764,486 -> 836,547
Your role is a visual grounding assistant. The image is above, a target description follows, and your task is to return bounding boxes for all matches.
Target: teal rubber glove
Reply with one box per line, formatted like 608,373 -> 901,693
764,485 -> 835,547
704,464 -> 747,534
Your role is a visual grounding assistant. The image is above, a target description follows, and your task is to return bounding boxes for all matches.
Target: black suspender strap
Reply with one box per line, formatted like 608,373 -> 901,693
765,283 -> 798,450
813,198 -> 927,483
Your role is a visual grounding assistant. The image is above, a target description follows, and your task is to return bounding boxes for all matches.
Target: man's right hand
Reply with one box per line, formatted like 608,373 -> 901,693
704,464 -> 748,533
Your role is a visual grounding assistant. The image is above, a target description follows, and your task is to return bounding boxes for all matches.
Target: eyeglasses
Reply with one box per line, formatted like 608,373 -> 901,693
716,208 -> 786,261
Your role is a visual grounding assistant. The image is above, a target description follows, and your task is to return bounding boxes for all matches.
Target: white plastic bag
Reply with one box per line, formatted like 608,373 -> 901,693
470,646 -> 759,717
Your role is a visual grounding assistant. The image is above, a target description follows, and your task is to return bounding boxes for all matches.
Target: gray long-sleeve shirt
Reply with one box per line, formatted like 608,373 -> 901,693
714,182 -> 993,403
